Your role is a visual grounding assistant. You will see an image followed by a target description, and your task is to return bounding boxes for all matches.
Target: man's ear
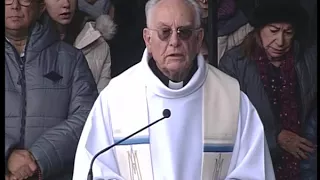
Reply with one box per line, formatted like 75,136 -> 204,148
39,1 -> 46,15
143,28 -> 152,52
196,28 -> 204,52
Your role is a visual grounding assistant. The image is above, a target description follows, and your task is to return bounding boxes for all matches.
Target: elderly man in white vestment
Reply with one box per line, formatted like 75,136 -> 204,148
72,0 -> 275,179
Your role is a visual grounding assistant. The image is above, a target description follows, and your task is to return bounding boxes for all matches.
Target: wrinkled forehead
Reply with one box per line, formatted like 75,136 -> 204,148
151,1 -> 196,28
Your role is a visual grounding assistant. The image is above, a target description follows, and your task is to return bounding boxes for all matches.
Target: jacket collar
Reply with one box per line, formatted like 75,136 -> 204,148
74,14 -> 116,49
74,21 -> 101,49
5,16 -> 60,54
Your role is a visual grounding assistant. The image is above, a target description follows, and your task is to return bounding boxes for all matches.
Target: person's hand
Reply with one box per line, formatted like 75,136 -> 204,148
5,174 -> 18,180
278,130 -> 315,159
5,173 -> 22,180
7,150 -> 37,179
11,164 -> 37,180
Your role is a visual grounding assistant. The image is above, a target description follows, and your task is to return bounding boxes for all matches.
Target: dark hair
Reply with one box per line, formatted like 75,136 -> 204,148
240,28 -> 262,58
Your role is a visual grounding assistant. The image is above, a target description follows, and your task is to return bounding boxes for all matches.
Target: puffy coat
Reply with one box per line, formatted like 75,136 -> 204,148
5,18 -> 98,179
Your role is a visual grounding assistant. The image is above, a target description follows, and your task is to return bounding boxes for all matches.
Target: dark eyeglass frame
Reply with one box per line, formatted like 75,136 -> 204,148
5,0 -> 33,7
148,27 -> 202,41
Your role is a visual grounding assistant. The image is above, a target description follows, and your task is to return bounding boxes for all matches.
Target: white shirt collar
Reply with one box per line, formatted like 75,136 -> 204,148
141,49 -> 208,98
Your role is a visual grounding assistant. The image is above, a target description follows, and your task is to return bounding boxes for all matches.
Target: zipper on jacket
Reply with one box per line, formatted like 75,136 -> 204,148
18,62 -> 27,146
6,40 -> 28,147
6,35 -> 42,180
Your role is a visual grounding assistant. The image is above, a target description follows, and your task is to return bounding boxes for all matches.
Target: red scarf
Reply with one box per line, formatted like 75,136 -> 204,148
254,47 -> 301,179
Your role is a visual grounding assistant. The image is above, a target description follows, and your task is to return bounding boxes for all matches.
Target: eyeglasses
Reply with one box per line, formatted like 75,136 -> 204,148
148,27 -> 201,41
5,0 -> 33,7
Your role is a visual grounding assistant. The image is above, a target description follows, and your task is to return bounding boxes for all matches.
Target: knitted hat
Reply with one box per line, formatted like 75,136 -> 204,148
249,0 -> 308,35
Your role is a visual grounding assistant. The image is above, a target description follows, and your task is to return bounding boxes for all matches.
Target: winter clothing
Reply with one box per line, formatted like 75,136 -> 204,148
216,0 -> 253,62
5,17 -> 98,179
218,23 -> 253,62
219,41 -> 317,179
74,14 -> 116,92
301,101 -> 317,180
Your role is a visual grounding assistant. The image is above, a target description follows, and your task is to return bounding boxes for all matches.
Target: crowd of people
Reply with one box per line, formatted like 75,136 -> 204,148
5,0 -> 317,179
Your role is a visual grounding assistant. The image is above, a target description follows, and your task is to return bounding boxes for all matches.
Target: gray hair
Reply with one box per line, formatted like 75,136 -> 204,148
145,0 -> 202,28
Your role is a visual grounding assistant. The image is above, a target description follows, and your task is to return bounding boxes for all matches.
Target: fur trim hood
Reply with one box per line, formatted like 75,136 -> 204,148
95,14 -> 117,40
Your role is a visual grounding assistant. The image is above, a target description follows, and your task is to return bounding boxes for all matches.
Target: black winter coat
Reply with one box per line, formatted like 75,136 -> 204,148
218,42 -> 317,162
301,106 -> 317,180
5,18 -> 98,179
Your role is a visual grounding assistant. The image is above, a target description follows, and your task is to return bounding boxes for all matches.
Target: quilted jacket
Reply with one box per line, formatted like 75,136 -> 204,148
5,18 -> 98,179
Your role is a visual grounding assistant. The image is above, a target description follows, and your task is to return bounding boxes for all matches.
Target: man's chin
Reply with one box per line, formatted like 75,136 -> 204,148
165,61 -> 189,73
6,23 -> 25,31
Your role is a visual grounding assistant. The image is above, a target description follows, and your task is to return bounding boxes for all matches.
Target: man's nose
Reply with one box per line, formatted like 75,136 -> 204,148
169,31 -> 181,47
11,0 -> 21,10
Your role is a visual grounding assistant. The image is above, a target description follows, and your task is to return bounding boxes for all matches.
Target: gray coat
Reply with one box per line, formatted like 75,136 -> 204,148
219,42 -> 317,164
5,18 -> 98,179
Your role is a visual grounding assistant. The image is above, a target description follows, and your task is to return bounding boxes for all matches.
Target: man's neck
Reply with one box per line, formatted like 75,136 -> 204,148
149,58 -> 198,87
6,30 -> 28,54
161,63 -> 194,82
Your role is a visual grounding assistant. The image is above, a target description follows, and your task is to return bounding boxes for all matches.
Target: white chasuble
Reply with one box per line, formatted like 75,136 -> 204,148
72,49 -> 275,180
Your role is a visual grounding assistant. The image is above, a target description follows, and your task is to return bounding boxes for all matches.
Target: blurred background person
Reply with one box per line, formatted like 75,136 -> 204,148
216,0 -> 253,62
197,0 -> 253,64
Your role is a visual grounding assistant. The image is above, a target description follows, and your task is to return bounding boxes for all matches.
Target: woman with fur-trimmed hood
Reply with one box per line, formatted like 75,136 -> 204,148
43,0 -> 116,93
